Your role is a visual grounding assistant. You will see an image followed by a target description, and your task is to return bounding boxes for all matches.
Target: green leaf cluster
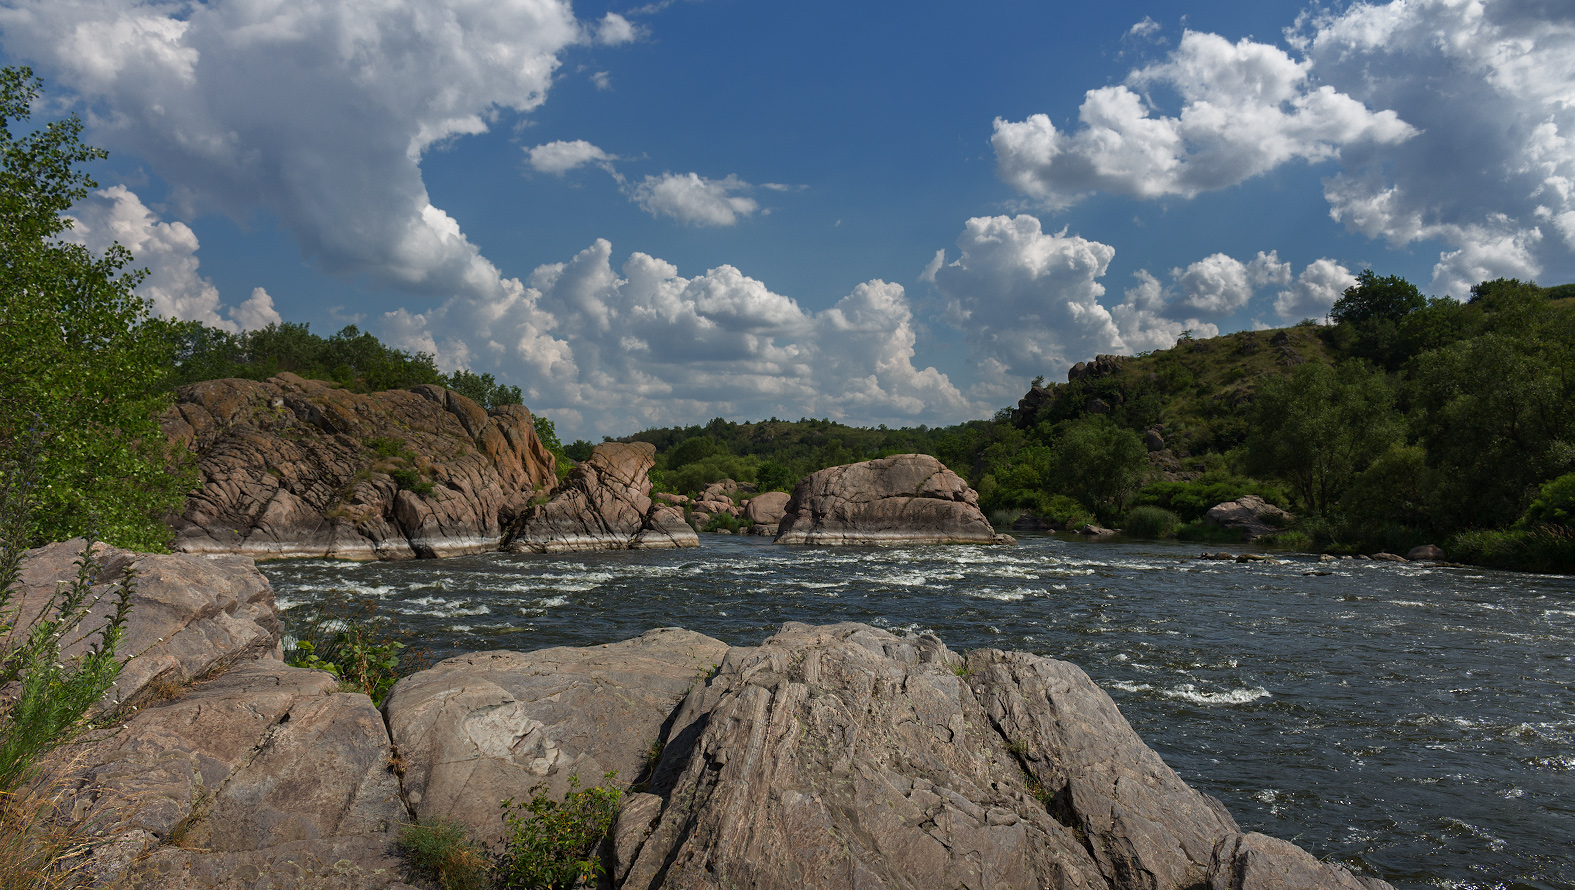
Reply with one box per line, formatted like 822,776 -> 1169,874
283,595 -> 408,705
497,773 -> 621,890
0,67 -> 192,550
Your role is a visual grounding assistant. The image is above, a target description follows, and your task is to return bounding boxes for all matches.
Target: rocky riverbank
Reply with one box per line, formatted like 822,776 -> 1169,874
24,541 -> 1388,890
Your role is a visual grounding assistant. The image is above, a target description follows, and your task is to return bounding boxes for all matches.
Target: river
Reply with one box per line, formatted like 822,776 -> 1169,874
261,534 -> 1575,890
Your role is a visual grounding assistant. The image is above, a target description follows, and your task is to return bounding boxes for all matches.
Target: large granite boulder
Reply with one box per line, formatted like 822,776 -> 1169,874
12,540 -> 281,711
165,374 -> 557,560
504,442 -> 699,552
615,622 -> 1391,890
382,628 -> 729,845
743,490 -> 791,535
1204,496 -> 1295,541
53,660 -> 412,890
774,454 -> 1012,545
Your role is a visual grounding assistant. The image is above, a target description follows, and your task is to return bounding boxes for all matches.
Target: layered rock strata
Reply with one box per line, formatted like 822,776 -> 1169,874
774,453 -> 1013,545
504,442 -> 699,552
165,373 -> 556,560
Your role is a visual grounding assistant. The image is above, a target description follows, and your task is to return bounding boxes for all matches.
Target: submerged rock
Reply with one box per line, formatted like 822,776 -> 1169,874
774,454 -> 1012,545
165,374 -> 557,560
504,442 -> 699,552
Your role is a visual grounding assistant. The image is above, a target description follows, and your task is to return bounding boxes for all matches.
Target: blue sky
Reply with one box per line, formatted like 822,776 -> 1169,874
4,0 -> 1573,439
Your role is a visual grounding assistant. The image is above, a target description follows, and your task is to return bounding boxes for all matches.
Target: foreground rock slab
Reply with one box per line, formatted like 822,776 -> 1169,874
13,540 -> 281,711
774,454 -> 1013,545
505,442 -> 699,552
165,374 -> 557,560
383,627 -> 728,845
56,660 -> 412,890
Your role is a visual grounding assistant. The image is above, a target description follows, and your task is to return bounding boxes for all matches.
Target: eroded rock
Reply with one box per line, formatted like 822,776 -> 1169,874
165,374 -> 557,560
504,443 -> 699,552
774,454 -> 1012,546
1204,496 -> 1295,541
382,628 -> 728,845
12,540 -> 281,710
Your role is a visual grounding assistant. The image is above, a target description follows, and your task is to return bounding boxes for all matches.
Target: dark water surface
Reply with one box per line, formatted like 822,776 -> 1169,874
261,534 -> 1575,890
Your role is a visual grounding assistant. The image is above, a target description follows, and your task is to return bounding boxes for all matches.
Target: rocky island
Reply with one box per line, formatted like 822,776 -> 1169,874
774,453 -> 1015,546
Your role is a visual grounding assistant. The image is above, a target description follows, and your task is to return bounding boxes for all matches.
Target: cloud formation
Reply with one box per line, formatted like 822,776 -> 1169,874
0,0 -> 587,309
527,139 -> 617,175
1297,0 -> 1575,294
629,173 -> 760,226
379,240 -> 978,437
64,186 -> 280,331
992,29 -> 1415,208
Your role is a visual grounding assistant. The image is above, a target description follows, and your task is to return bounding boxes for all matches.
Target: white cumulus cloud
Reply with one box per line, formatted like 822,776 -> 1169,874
378,240 -> 980,438
992,29 -> 1415,208
629,173 -> 760,227
527,139 -> 616,175
0,0 -> 589,311
63,185 -> 280,331
1273,258 -> 1356,322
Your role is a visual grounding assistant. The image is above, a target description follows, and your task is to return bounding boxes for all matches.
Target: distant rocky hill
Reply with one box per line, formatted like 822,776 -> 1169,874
163,372 -> 558,560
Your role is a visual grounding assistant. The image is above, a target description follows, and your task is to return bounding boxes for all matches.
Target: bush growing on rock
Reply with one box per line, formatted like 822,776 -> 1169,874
497,774 -> 621,890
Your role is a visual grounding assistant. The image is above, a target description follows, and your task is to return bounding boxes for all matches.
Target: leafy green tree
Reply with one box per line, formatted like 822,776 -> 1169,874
1048,417 -> 1148,519
445,368 -> 522,411
0,67 -> 191,549
1245,361 -> 1401,516
1330,270 -> 1426,325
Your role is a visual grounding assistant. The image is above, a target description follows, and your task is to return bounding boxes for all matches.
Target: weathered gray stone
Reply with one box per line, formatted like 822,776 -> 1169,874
12,540 -> 281,710
382,628 -> 728,845
53,660 -> 409,890
505,443 -> 699,552
1204,496 -> 1295,541
1209,833 -> 1390,890
1406,544 -> 1445,561
743,491 -> 790,526
774,454 -> 1012,546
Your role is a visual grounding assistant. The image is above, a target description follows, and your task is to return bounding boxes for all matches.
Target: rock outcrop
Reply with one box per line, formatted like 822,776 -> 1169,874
743,490 -> 791,535
1204,496 -> 1295,541
165,374 -> 557,560
774,454 -> 1013,545
382,629 -> 728,845
504,442 -> 699,552
12,539 -> 281,711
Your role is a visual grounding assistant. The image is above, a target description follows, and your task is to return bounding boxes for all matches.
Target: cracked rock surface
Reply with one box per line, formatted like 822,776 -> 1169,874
774,454 -> 1013,545
382,627 -> 728,846
164,373 -> 557,561
504,442 -> 699,553
56,660 -> 412,890
11,540 -> 281,711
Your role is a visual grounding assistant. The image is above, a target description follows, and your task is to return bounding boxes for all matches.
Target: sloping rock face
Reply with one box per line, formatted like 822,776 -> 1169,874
382,628 -> 729,845
164,373 -> 556,560
58,660 -> 412,890
615,622 -> 1392,890
12,540 -> 281,711
1204,496 -> 1295,541
775,454 -> 1012,545
504,442 -> 699,552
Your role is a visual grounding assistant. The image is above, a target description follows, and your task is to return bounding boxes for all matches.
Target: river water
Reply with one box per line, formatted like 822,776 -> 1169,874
261,534 -> 1575,890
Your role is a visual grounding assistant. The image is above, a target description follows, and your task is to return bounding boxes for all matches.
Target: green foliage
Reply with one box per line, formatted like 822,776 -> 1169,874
1050,418 -> 1148,519
1122,506 -> 1179,539
497,773 -> 622,890
445,369 -> 523,411
397,818 -> 491,890
0,448 -> 131,793
388,467 -> 434,498
1522,473 -> 1575,527
1449,525 -> 1575,574
702,512 -> 745,533
532,416 -> 573,482
1134,475 -> 1288,522
1245,361 -> 1401,516
367,437 -> 405,459
0,68 -> 192,550
284,596 -> 409,705
1331,269 -> 1426,325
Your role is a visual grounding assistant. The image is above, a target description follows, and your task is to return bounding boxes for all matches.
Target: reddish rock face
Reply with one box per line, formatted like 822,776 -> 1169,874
504,442 -> 699,552
163,373 -> 556,560
774,454 -> 1013,545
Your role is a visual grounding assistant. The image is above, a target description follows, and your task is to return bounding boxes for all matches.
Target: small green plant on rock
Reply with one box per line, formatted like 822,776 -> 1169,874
497,773 -> 621,890
284,596 -> 409,705
397,817 -> 490,890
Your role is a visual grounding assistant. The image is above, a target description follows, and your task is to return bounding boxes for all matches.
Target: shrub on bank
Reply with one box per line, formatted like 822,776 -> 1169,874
1122,506 -> 1179,539
1450,526 -> 1575,574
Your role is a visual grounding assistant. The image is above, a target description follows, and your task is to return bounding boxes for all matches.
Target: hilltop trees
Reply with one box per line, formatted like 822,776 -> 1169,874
0,67 -> 190,549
